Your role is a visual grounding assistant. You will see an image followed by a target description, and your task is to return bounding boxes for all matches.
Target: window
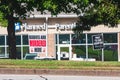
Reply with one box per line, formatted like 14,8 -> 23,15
23,35 -> 28,45
59,34 -> 70,44
0,36 -> 5,45
104,45 -> 118,61
23,46 -> 29,58
103,33 -> 117,43
72,45 -> 86,58
72,34 -> 86,44
55,34 -> 58,44
0,47 -> 5,57
41,35 -> 46,39
88,45 -> 101,61
87,33 -> 100,44
16,47 -> 21,59
16,35 -> 21,45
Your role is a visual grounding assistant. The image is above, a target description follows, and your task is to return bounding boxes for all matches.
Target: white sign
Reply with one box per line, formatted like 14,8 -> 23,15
21,23 -> 46,31
56,23 -> 76,31
16,22 -> 76,32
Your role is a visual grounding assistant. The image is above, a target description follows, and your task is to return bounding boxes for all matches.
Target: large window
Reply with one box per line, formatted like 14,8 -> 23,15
23,46 -> 29,58
56,33 -> 118,61
104,45 -> 118,61
22,35 -> 29,59
72,45 -> 86,58
59,34 -> 70,44
103,33 -> 117,43
0,47 -> 5,57
23,35 -> 28,45
16,35 -> 21,45
87,33 -> 99,44
88,45 -> 101,61
72,34 -> 86,44
0,36 -> 5,45
16,47 -> 21,59
0,32 -> 118,61
0,36 -> 5,57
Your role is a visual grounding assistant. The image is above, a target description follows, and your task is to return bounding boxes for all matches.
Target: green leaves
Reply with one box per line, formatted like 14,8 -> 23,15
0,0 -> 119,31
0,11 -> 7,27
73,0 -> 120,33
96,0 -> 119,27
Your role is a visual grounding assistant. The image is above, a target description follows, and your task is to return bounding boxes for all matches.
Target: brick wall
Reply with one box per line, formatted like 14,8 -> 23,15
48,34 -> 56,57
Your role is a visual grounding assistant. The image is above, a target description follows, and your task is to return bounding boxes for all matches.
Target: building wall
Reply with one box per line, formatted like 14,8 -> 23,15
48,34 -> 55,57
84,25 -> 120,33
0,16 -> 120,61
0,17 -> 120,34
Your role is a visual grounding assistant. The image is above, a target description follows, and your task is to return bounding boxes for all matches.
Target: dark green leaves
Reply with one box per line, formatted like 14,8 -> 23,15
0,11 -> 7,27
74,0 -> 120,33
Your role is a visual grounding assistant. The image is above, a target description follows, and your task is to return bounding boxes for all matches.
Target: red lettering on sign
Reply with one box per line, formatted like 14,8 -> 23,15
30,40 -> 46,47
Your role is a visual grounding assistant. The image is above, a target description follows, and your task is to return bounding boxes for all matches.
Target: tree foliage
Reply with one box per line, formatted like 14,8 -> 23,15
73,0 -> 120,33
0,0 -> 88,59
0,11 -> 7,27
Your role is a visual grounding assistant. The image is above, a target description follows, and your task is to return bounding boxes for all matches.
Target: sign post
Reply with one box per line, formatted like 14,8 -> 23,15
92,34 -> 104,61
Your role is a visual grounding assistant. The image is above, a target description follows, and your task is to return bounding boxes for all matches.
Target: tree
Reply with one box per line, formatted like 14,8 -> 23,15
73,0 -> 120,33
2,0 -> 118,59
0,0 -> 89,59
0,0 -> 35,59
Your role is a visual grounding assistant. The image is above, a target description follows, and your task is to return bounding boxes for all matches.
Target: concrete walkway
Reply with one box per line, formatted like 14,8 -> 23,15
0,74 -> 120,80
0,68 -> 120,76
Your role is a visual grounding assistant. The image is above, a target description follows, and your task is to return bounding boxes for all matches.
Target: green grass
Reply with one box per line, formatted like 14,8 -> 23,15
0,59 -> 120,70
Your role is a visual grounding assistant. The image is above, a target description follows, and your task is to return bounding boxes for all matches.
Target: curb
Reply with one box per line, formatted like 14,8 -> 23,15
0,68 -> 120,76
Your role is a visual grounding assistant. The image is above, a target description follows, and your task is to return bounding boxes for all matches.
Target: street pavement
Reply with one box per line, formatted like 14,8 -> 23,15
0,74 -> 120,80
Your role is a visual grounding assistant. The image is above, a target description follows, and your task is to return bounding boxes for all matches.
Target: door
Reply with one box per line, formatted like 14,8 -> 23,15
58,45 -> 71,60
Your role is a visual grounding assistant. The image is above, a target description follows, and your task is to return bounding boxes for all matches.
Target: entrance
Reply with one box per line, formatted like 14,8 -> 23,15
58,45 -> 71,60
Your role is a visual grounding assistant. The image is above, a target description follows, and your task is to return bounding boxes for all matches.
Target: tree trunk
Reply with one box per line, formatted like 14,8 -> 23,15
7,15 -> 16,59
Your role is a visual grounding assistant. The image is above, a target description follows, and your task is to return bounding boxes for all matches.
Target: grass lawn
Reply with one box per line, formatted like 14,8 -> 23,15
0,59 -> 120,70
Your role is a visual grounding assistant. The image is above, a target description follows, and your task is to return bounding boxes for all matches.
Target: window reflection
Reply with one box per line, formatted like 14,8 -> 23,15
59,34 -> 70,44
16,35 -> 21,45
88,45 -> 118,61
88,45 -> 101,61
104,45 -> 118,61
103,33 -> 117,43
87,34 -> 99,43
0,47 -> 5,57
16,47 -> 21,59
0,32 -> 118,61
72,45 -> 86,58
0,36 -> 5,45
23,46 -> 29,58
23,35 -> 28,45
72,34 -> 86,44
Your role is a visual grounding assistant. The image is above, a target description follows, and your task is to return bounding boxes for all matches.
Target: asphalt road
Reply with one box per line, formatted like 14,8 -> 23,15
0,74 -> 120,80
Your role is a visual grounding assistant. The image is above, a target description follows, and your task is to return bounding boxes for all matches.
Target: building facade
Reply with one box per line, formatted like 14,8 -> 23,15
0,14 -> 120,61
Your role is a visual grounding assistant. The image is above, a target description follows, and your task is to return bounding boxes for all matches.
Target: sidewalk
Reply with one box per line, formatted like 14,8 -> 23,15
0,68 -> 120,76
0,74 -> 120,80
